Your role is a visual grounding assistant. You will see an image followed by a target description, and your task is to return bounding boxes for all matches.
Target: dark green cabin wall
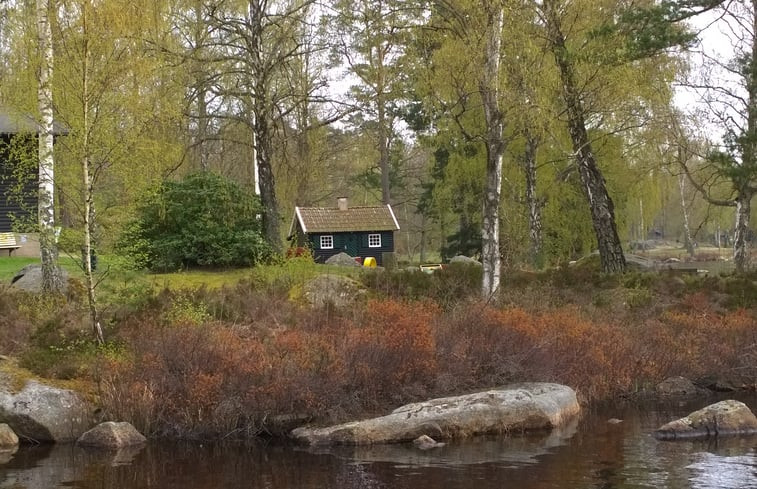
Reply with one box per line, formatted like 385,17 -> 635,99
308,231 -> 395,265
0,134 -> 38,232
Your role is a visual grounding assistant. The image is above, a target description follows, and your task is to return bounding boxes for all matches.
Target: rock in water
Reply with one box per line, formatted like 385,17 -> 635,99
655,376 -> 705,397
655,400 -> 757,440
413,434 -> 445,450
77,422 -> 147,448
0,380 -> 94,442
291,383 -> 580,446
0,423 -> 19,448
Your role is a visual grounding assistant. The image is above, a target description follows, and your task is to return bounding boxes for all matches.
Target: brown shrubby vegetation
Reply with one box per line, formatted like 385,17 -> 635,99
4,264 -> 757,440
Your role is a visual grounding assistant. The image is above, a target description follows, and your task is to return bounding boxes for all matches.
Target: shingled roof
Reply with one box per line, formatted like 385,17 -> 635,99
0,106 -> 68,136
290,203 -> 400,235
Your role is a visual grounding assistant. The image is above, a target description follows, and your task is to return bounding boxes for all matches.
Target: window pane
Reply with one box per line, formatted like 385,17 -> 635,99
368,234 -> 381,248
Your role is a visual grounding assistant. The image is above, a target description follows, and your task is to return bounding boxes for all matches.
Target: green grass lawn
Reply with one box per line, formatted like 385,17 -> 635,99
0,254 -> 363,294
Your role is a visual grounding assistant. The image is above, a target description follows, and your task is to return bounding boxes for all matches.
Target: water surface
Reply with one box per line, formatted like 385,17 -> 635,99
2,395 -> 757,488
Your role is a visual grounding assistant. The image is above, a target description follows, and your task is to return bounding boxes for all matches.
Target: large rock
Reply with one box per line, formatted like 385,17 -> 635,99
0,423 -> 19,448
10,265 -> 69,293
0,380 -> 95,442
654,400 -> 757,440
302,274 -> 365,308
291,383 -> 580,446
77,422 -> 146,448
325,252 -> 360,267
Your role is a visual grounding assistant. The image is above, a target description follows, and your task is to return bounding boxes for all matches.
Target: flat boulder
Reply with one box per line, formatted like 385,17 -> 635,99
77,422 -> 146,448
0,380 -> 95,442
655,400 -> 757,440
291,383 -> 580,446
0,423 -> 18,448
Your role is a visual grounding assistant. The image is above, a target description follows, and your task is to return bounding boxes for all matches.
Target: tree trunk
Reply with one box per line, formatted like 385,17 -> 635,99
480,1 -> 505,299
678,173 -> 695,256
193,0 -> 210,171
733,190 -> 752,273
81,3 -> 104,344
543,0 -> 625,274
378,92 -> 391,205
522,132 -> 542,268
248,0 -> 281,253
254,104 -> 281,254
36,0 -> 62,293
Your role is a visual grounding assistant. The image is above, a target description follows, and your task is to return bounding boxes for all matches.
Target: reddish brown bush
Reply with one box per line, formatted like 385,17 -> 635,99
98,290 -> 757,439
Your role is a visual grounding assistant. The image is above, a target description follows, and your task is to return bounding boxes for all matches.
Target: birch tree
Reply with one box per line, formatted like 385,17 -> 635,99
539,0 -> 626,274
479,0 -> 505,298
37,0 -> 62,292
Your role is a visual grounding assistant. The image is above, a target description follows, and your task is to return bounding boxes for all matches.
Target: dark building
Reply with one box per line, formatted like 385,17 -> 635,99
289,198 -> 400,266
0,107 -> 67,232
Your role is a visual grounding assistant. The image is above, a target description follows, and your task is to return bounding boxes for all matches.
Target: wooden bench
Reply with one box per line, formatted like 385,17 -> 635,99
0,232 -> 20,256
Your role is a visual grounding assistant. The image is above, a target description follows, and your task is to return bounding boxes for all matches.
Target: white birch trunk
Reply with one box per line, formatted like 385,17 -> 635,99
480,2 -> 505,299
37,0 -> 62,293
81,2 -> 104,344
733,193 -> 752,273
678,174 -> 694,256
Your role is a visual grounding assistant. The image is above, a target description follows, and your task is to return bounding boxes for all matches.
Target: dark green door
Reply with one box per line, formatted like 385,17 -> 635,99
345,233 -> 359,257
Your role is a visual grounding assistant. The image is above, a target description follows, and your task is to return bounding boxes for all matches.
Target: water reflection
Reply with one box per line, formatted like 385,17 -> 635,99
1,395 -> 757,489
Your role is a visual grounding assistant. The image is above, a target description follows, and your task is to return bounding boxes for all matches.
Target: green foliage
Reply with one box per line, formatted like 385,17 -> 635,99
118,172 -> 273,271
591,0 -> 706,61
165,293 -> 212,326
361,262 -> 482,305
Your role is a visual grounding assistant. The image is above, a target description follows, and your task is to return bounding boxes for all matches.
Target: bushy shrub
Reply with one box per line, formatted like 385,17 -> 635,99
118,172 -> 273,271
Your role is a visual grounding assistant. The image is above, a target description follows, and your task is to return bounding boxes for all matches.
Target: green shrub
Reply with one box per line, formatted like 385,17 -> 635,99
118,172 -> 273,271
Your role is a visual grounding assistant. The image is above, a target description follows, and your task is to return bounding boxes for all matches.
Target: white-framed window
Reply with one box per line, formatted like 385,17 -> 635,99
320,235 -> 334,249
368,233 -> 381,248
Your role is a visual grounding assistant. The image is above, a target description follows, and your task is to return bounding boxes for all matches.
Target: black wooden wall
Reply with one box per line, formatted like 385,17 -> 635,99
0,134 -> 38,232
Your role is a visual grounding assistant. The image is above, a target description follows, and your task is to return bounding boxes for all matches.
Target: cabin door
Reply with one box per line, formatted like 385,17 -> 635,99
345,233 -> 359,257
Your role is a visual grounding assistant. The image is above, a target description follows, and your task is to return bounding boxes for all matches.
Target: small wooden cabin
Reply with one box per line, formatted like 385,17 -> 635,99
289,198 -> 400,266
0,106 -> 67,233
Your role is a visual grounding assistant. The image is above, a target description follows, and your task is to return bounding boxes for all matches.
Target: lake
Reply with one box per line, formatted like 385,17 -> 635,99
2,394 -> 757,488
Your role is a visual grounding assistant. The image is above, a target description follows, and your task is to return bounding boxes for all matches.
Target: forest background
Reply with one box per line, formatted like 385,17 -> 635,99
0,0 -> 751,279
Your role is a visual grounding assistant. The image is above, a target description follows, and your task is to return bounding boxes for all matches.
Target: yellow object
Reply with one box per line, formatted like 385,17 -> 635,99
363,256 -> 377,267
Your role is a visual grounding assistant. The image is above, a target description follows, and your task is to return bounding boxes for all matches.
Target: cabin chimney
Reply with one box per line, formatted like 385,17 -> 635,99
337,197 -> 348,211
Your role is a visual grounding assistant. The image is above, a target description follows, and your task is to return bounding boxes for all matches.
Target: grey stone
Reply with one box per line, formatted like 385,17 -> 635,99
302,274 -> 365,308
325,252 -> 360,267
10,265 -> 69,293
0,423 -> 18,448
291,383 -> 580,446
0,380 -> 95,442
656,376 -> 706,397
77,422 -> 146,448
655,400 -> 757,440
449,255 -> 482,266
0,445 -> 17,464
413,435 -> 445,450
